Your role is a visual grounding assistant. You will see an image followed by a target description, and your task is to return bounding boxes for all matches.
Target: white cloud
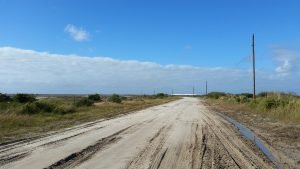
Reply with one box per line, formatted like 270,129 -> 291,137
272,48 -> 300,75
64,24 -> 89,42
0,47 -> 299,94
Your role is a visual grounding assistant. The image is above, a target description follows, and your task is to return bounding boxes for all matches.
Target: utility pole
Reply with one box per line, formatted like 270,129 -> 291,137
172,88 -> 174,96
252,33 -> 256,100
205,81 -> 207,95
193,86 -> 195,97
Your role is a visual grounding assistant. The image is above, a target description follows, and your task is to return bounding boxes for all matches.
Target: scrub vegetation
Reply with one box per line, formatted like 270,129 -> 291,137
205,92 -> 300,123
0,93 -> 178,143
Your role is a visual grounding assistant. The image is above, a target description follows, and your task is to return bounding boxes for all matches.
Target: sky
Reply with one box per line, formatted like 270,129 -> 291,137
0,0 -> 300,94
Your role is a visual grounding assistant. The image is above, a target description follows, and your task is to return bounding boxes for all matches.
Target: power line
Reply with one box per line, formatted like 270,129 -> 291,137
252,33 -> 256,100
206,80 -> 208,96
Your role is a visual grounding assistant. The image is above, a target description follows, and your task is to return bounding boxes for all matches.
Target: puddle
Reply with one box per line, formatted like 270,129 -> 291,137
220,113 -> 283,169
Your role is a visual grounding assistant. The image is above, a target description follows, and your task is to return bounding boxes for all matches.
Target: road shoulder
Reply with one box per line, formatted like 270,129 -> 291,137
203,99 -> 300,168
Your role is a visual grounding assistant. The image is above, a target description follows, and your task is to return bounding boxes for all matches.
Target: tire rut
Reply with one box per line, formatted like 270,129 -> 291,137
149,148 -> 168,169
199,125 -> 208,169
125,124 -> 172,169
0,152 -> 29,166
45,126 -> 132,169
39,126 -> 105,148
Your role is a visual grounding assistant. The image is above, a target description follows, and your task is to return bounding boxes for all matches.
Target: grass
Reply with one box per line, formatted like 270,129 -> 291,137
0,95 -> 179,143
204,92 -> 300,124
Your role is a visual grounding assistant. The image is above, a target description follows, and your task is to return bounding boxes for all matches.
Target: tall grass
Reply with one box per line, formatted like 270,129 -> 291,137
206,92 -> 300,123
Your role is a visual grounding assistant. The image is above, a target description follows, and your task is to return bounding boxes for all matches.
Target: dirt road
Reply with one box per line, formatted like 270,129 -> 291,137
0,97 -> 274,169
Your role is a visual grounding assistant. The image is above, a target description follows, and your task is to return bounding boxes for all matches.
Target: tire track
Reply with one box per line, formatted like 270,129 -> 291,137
39,126 -> 105,148
199,126 -> 208,169
45,126 -> 132,169
0,126 -> 106,166
125,124 -> 172,169
0,152 -> 29,166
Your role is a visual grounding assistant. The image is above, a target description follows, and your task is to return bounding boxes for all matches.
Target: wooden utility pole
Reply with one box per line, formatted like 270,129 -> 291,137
252,33 -> 256,100
205,80 -> 208,96
193,86 -> 195,97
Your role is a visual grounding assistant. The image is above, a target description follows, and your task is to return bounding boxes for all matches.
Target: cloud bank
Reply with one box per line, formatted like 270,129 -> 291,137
0,47 -> 299,94
64,24 -> 89,42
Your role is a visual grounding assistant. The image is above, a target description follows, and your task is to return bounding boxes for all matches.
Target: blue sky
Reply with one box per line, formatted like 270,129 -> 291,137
0,0 -> 300,94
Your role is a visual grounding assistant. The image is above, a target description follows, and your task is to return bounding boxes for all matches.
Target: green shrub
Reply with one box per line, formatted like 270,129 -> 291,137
0,93 -> 11,102
21,102 -> 55,114
76,98 -> 94,107
240,93 -> 253,98
108,94 -> 122,103
21,102 -> 76,114
54,105 -> 76,114
13,94 -> 36,103
156,93 -> 168,98
207,92 -> 226,99
88,94 -> 101,101
239,96 -> 250,103
260,98 -> 279,110
235,96 -> 241,103
21,103 -> 39,114
35,102 -> 55,112
257,92 -> 269,97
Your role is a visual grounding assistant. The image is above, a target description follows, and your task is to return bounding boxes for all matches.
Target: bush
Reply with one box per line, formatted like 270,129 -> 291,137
54,105 -> 76,114
21,102 -> 76,114
235,95 -> 250,103
21,103 -> 39,114
121,96 -> 128,100
240,93 -> 253,98
21,102 -> 55,114
0,93 -> 11,102
108,94 -> 122,103
35,102 -> 55,112
235,96 -> 241,103
13,94 -> 36,103
207,92 -> 226,99
258,92 -> 269,97
260,98 -> 279,110
76,98 -> 94,107
88,94 -> 101,101
156,93 -> 168,98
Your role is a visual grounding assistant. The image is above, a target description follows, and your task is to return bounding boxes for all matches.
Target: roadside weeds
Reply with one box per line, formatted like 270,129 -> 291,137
203,99 -> 300,169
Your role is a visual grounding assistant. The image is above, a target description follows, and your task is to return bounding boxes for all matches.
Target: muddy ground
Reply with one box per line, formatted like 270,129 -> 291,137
204,100 -> 300,169
0,98 -> 274,169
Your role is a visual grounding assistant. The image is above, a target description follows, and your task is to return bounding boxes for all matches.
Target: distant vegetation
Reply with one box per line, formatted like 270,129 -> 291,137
155,93 -> 169,98
207,92 -> 226,99
206,92 -> 300,123
108,94 -> 122,103
13,94 -> 36,103
76,98 -> 95,107
88,93 -> 101,101
0,93 -> 11,102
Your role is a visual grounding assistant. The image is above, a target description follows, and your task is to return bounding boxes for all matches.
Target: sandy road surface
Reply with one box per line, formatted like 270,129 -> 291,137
0,97 -> 273,169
